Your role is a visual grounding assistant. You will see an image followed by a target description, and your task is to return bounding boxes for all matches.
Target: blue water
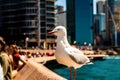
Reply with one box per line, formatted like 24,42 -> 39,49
52,56 -> 120,80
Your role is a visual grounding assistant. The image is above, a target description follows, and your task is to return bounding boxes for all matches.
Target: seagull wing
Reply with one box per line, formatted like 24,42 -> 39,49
64,47 -> 90,64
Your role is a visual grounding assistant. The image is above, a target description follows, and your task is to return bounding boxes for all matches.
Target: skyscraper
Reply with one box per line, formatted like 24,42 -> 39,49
67,0 -> 93,45
110,0 -> 120,46
0,0 -> 56,48
105,0 -> 114,45
97,1 -> 105,13
94,13 -> 106,45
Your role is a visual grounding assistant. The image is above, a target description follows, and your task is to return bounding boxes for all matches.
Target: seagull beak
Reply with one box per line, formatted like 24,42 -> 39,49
48,29 -> 57,34
48,31 -> 55,34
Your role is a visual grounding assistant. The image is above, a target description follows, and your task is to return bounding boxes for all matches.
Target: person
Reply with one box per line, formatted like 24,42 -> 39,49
0,36 -> 13,80
6,45 -> 18,78
11,45 -> 26,71
0,64 -> 3,80
5,46 -> 14,70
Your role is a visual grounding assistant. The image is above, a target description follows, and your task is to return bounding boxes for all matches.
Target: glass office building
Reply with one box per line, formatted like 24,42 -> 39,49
0,0 -> 56,47
67,0 -> 93,45
94,13 -> 106,43
105,0 -> 115,45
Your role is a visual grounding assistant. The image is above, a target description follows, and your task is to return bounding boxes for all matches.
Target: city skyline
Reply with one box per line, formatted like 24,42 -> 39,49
55,0 -> 106,14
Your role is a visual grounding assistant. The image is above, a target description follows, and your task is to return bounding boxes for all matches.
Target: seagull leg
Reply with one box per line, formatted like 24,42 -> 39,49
74,69 -> 76,80
69,67 -> 72,80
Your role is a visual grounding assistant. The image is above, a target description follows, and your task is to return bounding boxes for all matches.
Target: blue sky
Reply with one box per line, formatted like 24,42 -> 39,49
55,0 -> 66,10
55,0 -> 106,14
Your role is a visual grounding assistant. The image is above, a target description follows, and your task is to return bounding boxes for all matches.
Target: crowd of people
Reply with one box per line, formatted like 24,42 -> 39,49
0,36 -> 55,80
0,36 -> 27,80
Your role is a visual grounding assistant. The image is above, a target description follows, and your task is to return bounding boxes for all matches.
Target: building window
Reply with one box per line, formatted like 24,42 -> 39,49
41,28 -> 46,33
41,22 -> 46,26
41,34 -> 46,39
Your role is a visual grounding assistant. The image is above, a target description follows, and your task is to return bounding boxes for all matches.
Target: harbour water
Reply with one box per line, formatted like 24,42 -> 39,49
47,55 -> 120,80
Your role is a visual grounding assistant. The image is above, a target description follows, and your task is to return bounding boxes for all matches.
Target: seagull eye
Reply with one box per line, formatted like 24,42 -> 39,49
57,29 -> 60,31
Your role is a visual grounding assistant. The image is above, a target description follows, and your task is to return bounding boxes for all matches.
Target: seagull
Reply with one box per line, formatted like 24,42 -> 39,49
48,26 -> 91,80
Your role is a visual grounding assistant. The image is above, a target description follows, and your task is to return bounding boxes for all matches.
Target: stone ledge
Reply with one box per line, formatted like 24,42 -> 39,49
14,59 -> 66,80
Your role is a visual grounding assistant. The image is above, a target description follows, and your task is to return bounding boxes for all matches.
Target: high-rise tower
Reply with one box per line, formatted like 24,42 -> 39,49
0,0 -> 56,48
66,0 -> 93,45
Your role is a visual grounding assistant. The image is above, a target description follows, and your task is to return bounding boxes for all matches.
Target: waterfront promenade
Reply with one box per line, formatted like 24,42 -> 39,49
13,49 -> 107,80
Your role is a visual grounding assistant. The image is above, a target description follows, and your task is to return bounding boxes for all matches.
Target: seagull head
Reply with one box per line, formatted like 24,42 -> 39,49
48,26 -> 67,37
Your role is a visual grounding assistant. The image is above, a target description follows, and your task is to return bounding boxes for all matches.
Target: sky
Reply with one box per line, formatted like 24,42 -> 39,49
55,0 -> 106,14
55,0 -> 66,10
